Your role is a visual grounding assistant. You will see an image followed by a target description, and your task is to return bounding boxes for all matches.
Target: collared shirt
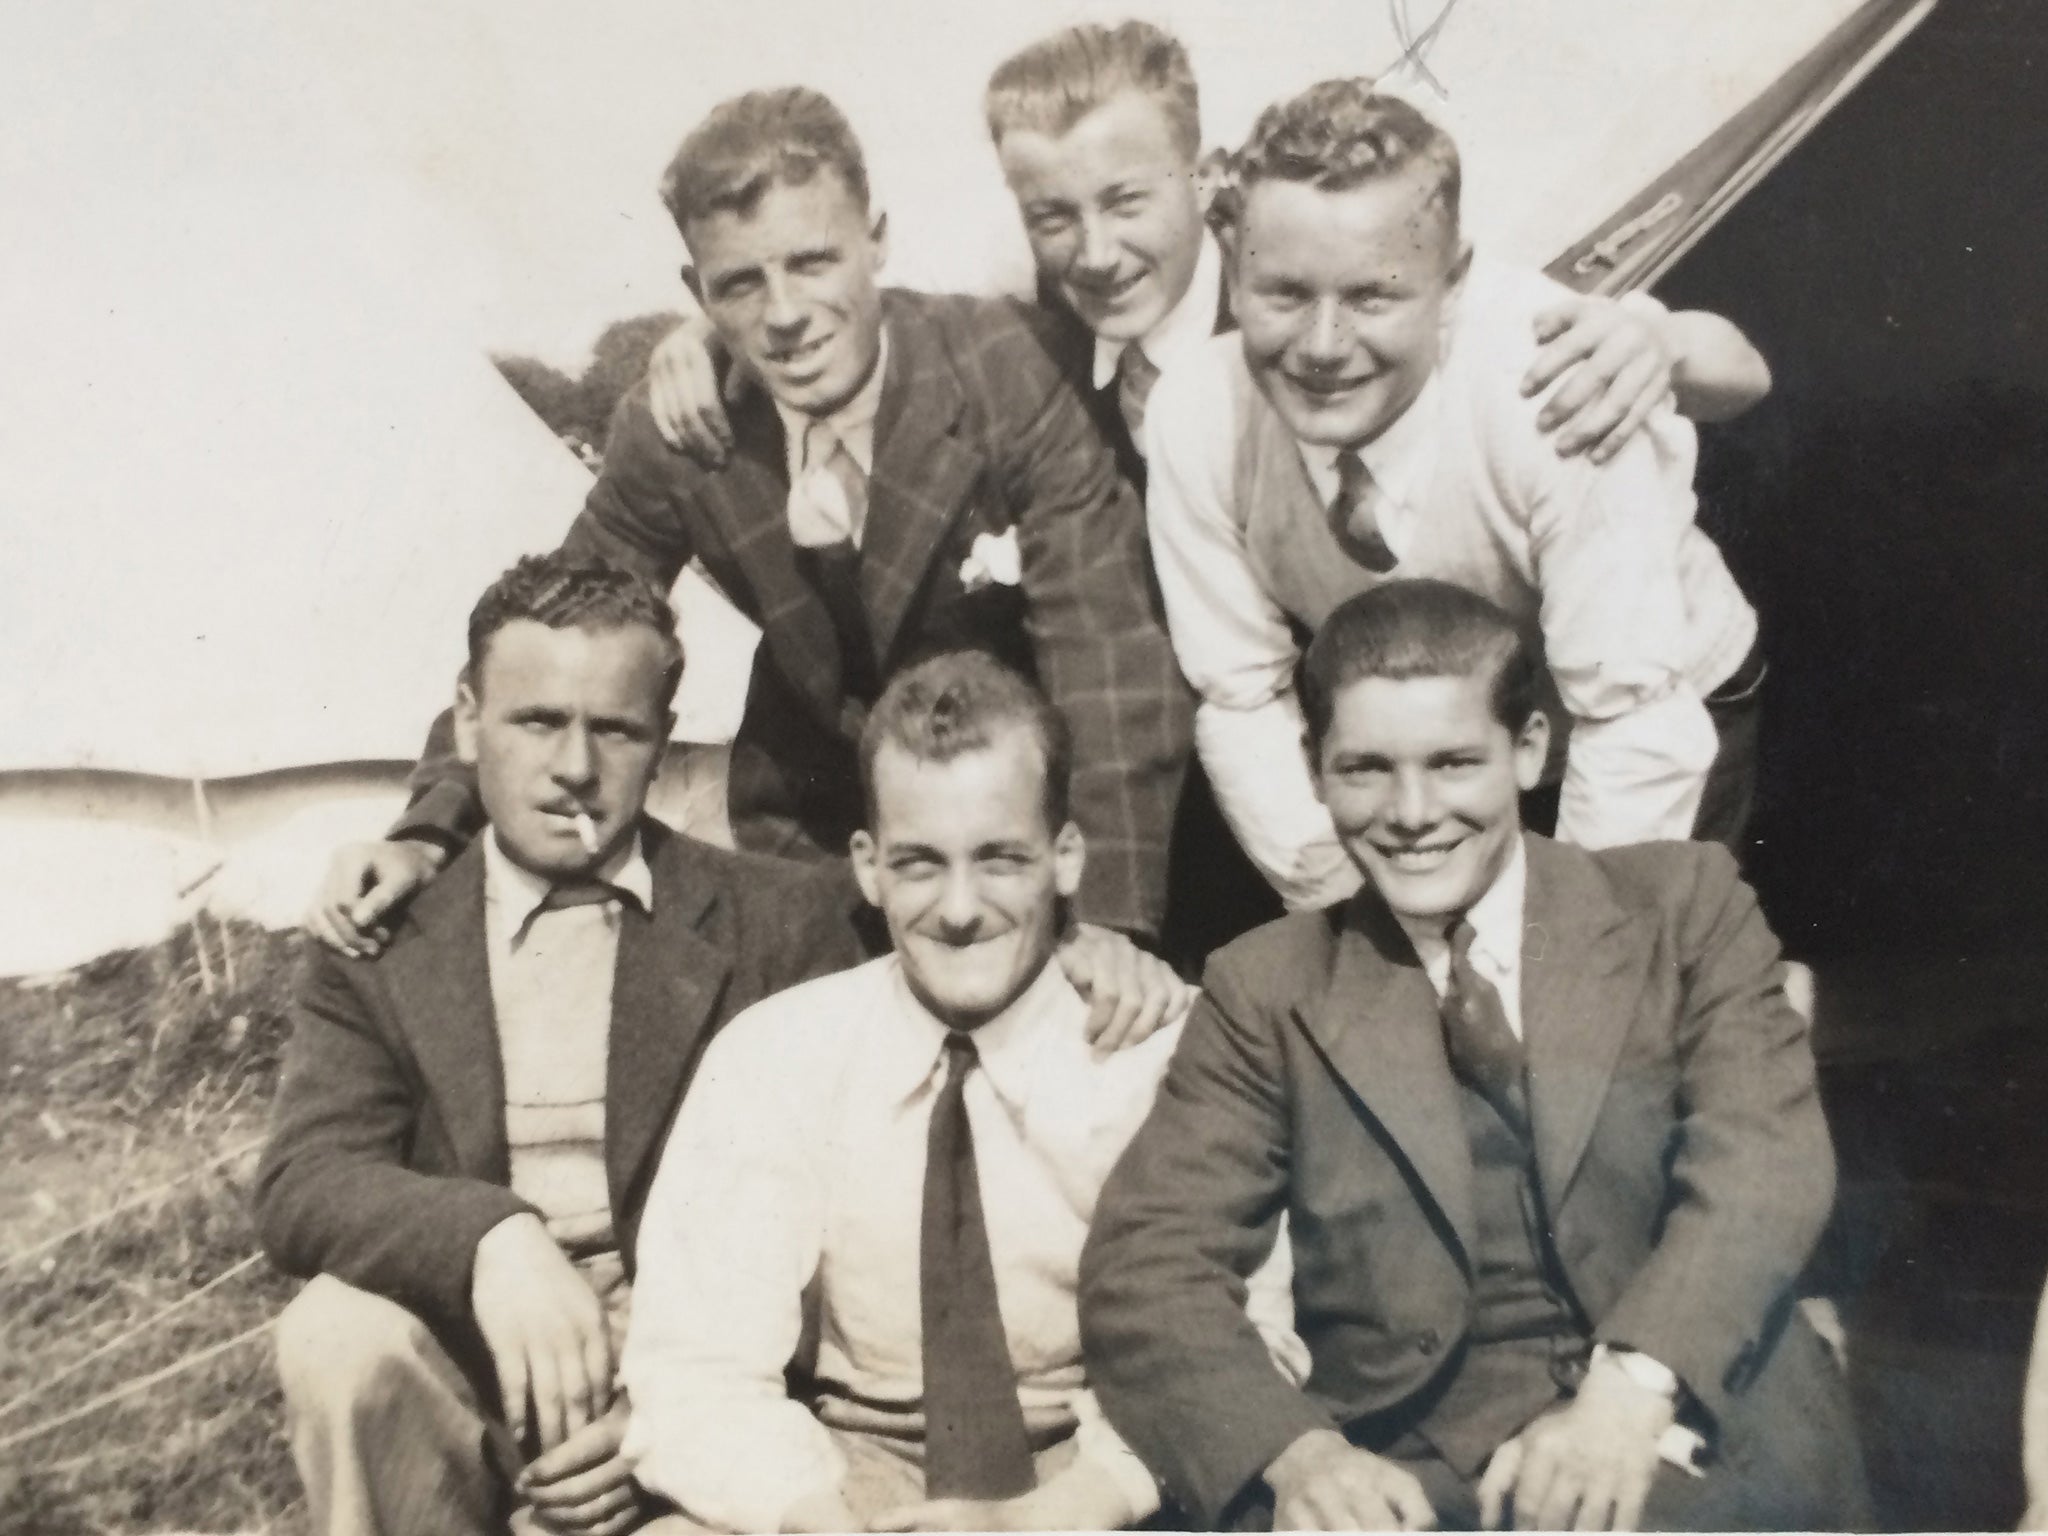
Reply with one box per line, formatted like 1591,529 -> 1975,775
1412,836 -> 1529,1040
1143,257 -> 1755,909
481,830 -> 652,1259
773,330 -> 892,485
621,953 -> 1302,1533
1090,230 -> 1225,398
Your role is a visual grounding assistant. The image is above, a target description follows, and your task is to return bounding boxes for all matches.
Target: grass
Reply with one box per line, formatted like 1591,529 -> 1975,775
0,916 -> 306,1536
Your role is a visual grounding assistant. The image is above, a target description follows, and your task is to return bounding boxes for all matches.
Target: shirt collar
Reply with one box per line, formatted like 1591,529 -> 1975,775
1092,231 -> 1223,390
1295,369 -> 1442,511
483,825 -> 654,951
1460,834 -> 1528,978
876,955 -> 1076,1113
772,328 -> 891,477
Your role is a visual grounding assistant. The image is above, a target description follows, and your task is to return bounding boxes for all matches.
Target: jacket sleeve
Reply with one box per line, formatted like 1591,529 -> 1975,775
391,384 -> 701,847
993,307 -> 1193,939
254,949 -> 532,1325
1079,950 -> 1335,1524
1591,844 -> 1836,1428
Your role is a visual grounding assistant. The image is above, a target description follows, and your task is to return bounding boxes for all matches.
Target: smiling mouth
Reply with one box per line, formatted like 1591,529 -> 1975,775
1075,268 -> 1148,306
1288,372 -> 1372,400
768,334 -> 832,369
1373,839 -> 1464,871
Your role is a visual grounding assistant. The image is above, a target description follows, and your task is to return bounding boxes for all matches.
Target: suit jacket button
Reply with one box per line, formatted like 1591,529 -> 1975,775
1418,1329 -> 1442,1356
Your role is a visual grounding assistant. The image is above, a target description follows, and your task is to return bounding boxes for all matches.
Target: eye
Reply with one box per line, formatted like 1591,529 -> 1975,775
1108,190 -> 1148,214
1027,209 -> 1075,239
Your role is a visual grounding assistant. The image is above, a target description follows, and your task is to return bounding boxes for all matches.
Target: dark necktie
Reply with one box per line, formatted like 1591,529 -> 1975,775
1442,918 -> 1529,1138
1116,342 -> 1161,446
1328,448 -> 1399,573
920,1032 -> 1035,1499
512,879 -> 630,945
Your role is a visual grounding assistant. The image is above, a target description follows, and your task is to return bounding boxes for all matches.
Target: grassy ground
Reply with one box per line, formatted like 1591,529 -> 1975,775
0,917 -> 305,1536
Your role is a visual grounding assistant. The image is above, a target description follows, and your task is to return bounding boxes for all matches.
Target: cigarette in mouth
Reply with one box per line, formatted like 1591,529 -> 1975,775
571,811 -> 600,856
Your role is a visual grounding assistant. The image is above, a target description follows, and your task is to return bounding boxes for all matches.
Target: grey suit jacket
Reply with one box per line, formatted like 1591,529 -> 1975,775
1079,835 -> 1837,1523
255,820 -> 863,1338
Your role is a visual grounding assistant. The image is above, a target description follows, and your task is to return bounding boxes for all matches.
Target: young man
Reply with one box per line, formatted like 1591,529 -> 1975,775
619,651 -> 1301,1533
1079,580 -> 1862,1532
310,86 -> 1190,1032
257,553 -> 865,1536
1146,81 -> 1767,913
643,25 -> 1773,962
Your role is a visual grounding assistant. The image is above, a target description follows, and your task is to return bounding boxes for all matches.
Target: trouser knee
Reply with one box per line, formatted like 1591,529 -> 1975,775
275,1274 -> 465,1430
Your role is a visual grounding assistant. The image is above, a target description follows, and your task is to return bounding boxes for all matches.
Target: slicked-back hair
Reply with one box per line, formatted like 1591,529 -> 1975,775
859,650 -> 1073,832
659,86 -> 870,238
1300,580 -> 1539,755
984,20 -> 1201,161
1210,79 -> 1460,248
465,552 -> 684,708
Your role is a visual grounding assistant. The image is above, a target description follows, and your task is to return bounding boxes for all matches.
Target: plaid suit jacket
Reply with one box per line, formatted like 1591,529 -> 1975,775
407,290 -> 1190,937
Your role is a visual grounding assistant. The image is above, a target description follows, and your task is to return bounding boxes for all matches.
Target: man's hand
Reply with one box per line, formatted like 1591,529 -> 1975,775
1521,294 -> 1675,464
781,1485 -> 860,1533
646,314 -> 740,465
517,1399 -> 643,1536
1055,922 -> 1196,1051
871,1457 -> 1139,1531
472,1213 -> 614,1455
304,838 -> 447,958
1476,1354 -> 1676,1531
1264,1427 -> 1435,1531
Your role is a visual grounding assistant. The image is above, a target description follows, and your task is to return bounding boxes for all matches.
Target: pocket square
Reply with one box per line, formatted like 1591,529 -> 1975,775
958,528 -> 1022,593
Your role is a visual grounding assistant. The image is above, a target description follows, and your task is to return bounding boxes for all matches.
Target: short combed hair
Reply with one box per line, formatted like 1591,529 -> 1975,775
859,650 -> 1072,830
984,20 -> 1200,161
659,87 -> 870,236
1300,580 -> 1539,754
466,552 -> 684,707
1211,78 -> 1460,244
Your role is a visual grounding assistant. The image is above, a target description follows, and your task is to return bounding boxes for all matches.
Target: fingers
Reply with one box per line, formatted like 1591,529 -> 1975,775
525,1477 -> 640,1535
528,1341 -> 569,1452
1522,320 -> 1599,399
1584,382 -> 1671,466
1384,1466 -> 1438,1531
582,1321 -> 616,1427
1556,353 -> 1666,460
1570,1472 -> 1618,1532
523,1451 -> 634,1510
1090,942 -> 1147,1050
493,1337 -> 532,1451
522,1405 -> 625,1487
1478,1438 -> 1523,1529
1611,1462 -> 1656,1533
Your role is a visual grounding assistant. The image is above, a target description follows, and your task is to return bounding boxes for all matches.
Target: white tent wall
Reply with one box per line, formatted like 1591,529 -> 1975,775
0,0 -> 1929,977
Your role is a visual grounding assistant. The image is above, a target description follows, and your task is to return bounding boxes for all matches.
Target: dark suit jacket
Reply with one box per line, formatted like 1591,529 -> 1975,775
1079,836 -> 1839,1524
402,289 -> 1191,939
254,820 -> 863,1343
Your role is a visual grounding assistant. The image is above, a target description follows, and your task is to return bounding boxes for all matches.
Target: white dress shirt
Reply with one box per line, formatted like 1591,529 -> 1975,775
621,953 -> 1301,1532
1090,231 -> 1225,407
1409,836 -> 1528,1039
1143,257 -> 1756,909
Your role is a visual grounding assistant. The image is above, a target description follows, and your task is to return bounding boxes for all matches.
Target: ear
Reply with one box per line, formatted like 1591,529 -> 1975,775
869,209 -> 890,270
848,829 -> 883,909
1193,147 -> 1229,216
453,676 -> 482,768
1511,709 -> 1551,793
1050,819 -> 1085,900
679,264 -> 703,305
1444,237 -> 1474,302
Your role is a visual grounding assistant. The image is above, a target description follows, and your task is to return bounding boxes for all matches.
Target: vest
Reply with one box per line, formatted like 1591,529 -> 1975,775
1412,1081 -> 1588,1477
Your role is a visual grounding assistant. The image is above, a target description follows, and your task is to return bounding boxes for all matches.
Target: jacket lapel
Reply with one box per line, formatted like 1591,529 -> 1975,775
860,295 -> 987,663
697,398 -> 847,727
1519,836 -> 1651,1208
603,825 -> 731,1218
1297,897 -> 1478,1266
384,847 -> 509,1183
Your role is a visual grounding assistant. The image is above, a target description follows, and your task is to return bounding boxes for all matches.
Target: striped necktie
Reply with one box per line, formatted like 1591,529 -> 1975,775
1328,448 -> 1399,573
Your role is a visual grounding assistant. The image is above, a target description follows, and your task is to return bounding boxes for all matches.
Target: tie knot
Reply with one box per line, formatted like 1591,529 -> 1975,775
1447,916 -> 1479,965
1334,447 -> 1372,497
942,1031 -> 981,1068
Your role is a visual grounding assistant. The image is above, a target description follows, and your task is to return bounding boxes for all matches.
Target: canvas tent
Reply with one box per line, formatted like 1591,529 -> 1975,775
0,0 -> 1932,977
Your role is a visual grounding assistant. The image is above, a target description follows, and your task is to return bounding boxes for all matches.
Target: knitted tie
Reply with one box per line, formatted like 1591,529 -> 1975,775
1441,919 -> 1529,1139
1115,342 -> 1161,446
787,420 -> 869,549
920,1033 -> 1035,1498
1328,448 -> 1399,573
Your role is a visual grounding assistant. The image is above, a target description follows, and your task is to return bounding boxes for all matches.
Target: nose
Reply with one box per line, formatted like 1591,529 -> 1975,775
552,725 -> 597,791
1074,212 -> 1118,278
933,865 -> 984,935
1386,768 -> 1438,835
1300,297 -> 1348,370
762,270 -> 806,340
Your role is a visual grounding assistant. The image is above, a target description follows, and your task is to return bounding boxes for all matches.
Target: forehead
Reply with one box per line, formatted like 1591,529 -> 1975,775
1239,170 -> 1455,281
869,734 -> 1053,844
475,620 -> 671,717
1323,671 -> 1507,756
683,171 -> 871,276
996,89 -> 1190,192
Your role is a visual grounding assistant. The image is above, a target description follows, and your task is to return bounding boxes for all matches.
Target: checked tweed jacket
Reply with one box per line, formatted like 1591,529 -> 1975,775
404,289 -> 1191,939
